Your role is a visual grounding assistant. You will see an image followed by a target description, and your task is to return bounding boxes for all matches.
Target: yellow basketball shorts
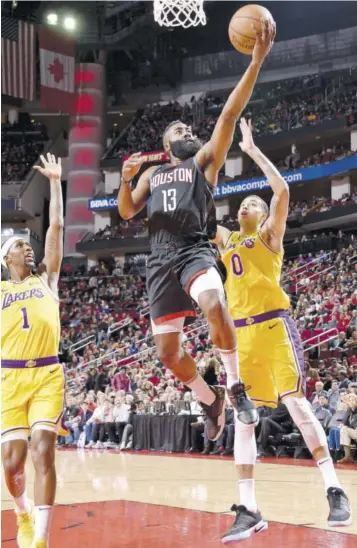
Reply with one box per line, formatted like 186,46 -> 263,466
235,310 -> 305,408
1,362 -> 65,442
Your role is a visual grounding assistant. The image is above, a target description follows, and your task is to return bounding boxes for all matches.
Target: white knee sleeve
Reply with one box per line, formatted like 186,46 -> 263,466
284,396 -> 328,454
234,417 -> 257,465
189,267 -> 225,303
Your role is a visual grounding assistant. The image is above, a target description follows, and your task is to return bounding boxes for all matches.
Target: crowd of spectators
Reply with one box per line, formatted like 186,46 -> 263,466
108,69 -> 357,158
56,233 -> 357,462
86,219 -> 148,242
1,121 -> 48,183
287,192 -> 357,218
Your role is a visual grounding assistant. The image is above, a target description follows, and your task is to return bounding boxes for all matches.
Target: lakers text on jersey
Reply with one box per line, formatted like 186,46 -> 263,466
1,274 -> 65,441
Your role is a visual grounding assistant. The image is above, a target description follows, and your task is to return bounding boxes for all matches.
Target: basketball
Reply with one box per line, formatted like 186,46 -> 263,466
229,4 -> 275,55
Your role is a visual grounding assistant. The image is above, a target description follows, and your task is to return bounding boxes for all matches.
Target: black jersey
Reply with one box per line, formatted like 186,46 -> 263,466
147,156 -> 217,246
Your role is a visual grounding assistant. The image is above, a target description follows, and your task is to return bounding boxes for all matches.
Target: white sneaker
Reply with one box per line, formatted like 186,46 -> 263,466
104,442 -> 118,448
86,441 -> 95,448
120,441 -> 126,451
93,441 -> 102,449
126,441 -> 133,450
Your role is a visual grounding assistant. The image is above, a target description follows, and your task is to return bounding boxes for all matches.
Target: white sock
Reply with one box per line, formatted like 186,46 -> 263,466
34,505 -> 53,540
13,489 -> 31,514
317,457 -> 342,493
219,347 -> 239,389
238,479 -> 258,513
186,373 -> 215,405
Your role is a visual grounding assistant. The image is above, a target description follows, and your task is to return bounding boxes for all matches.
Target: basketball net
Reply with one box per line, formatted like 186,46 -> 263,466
153,0 -> 207,29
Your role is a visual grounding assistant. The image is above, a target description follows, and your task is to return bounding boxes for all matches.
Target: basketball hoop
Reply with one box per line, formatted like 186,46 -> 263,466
153,0 -> 207,29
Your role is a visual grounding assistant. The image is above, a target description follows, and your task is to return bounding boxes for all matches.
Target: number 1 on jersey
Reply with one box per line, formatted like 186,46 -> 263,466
21,307 -> 30,330
162,189 -> 177,212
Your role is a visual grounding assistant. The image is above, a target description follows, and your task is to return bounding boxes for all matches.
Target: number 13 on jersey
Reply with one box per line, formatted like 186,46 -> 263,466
162,189 -> 177,212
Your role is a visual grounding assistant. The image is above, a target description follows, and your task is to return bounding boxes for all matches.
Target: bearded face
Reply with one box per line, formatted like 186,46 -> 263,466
169,136 -> 202,160
163,122 -> 202,161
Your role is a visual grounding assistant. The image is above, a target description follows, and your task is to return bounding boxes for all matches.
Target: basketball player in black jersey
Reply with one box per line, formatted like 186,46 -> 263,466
119,21 -> 275,440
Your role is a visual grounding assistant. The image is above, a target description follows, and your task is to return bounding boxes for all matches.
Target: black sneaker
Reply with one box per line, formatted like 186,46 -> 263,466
227,382 -> 259,425
327,487 -> 352,527
199,386 -> 225,442
222,504 -> 268,544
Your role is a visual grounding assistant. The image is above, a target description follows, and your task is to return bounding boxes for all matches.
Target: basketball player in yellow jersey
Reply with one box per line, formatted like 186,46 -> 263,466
1,154 -> 64,548
214,119 -> 351,543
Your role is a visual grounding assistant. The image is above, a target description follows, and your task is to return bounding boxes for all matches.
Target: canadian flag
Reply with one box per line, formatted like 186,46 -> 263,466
38,26 -> 76,112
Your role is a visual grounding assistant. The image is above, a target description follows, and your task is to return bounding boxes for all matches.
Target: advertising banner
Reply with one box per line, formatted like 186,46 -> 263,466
215,156 -> 357,199
122,150 -> 169,163
88,195 -> 117,211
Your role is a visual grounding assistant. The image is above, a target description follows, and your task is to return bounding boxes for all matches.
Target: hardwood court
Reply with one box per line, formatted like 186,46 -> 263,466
2,449 -> 357,547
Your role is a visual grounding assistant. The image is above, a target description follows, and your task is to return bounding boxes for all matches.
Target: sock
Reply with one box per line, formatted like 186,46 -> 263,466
238,479 -> 258,513
13,489 -> 31,514
317,457 -> 342,493
218,347 -> 239,389
186,373 -> 215,405
34,506 -> 53,540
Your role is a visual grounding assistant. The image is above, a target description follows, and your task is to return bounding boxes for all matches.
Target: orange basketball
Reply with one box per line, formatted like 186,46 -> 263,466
229,4 -> 274,55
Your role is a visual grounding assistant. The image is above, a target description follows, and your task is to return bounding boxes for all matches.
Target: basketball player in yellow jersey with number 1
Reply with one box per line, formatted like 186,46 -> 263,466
213,119 -> 352,544
1,154 -> 65,548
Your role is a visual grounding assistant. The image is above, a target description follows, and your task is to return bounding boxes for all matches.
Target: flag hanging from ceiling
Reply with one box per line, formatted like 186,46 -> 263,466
38,25 -> 76,112
1,16 -> 36,100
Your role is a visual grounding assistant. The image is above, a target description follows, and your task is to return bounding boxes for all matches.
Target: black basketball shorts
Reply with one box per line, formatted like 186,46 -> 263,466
146,241 -> 225,326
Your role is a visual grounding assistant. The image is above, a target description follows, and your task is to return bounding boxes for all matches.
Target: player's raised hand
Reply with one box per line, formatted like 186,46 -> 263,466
239,118 -> 256,154
252,18 -> 276,65
33,153 -> 61,181
122,152 -> 145,182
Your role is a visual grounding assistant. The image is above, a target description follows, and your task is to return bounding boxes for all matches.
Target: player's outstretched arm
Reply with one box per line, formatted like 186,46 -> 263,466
118,153 -> 154,220
196,19 -> 275,186
211,225 -> 232,254
33,154 -> 63,289
239,118 -> 289,252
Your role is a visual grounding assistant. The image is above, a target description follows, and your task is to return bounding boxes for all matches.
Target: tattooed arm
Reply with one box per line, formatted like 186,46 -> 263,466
239,118 -> 289,252
33,153 -> 63,293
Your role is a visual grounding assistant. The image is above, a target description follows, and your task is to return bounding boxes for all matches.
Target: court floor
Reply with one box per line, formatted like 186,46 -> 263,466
2,449 -> 357,547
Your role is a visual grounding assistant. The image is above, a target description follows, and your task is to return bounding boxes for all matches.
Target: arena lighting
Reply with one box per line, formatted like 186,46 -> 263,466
47,13 -> 58,25
63,16 -> 76,31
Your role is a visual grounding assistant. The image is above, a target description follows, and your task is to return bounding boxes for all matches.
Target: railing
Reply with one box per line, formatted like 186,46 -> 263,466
69,334 -> 96,354
108,306 -> 149,336
281,252 -> 331,285
303,328 -> 339,353
348,254 -> 357,265
296,264 -> 335,292
103,116 -> 136,159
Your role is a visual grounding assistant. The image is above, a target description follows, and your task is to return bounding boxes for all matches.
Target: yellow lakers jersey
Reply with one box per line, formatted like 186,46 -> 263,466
1,274 -> 60,360
222,230 -> 290,319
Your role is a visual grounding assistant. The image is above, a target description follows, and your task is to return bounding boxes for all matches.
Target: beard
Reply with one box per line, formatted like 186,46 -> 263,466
169,137 -> 202,161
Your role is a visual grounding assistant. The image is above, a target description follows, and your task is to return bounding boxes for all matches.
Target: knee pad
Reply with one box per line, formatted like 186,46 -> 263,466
284,396 -> 327,454
234,417 -> 257,465
189,267 -> 225,304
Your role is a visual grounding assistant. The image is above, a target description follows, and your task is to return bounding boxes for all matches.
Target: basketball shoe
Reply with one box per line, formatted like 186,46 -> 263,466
222,504 -> 268,544
327,487 -> 352,527
199,386 -> 226,441
16,504 -> 34,548
226,382 -> 259,425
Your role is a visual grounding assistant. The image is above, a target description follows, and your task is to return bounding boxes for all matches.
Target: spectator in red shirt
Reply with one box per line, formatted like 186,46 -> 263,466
112,366 -> 131,393
306,368 -> 320,400
148,366 -> 160,387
